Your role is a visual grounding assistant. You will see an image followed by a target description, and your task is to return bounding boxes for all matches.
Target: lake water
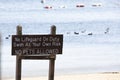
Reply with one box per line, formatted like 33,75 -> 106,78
0,0 -> 120,79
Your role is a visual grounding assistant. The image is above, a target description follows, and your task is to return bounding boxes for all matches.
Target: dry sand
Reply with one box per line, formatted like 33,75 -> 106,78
5,72 -> 120,80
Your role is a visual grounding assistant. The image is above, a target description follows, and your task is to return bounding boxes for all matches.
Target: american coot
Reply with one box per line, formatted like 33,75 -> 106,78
88,32 -> 93,35
74,32 -> 79,35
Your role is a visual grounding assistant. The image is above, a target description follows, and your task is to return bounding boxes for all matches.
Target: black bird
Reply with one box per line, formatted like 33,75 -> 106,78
5,35 -> 11,39
104,27 -> 110,34
88,32 -> 93,35
74,32 -> 79,35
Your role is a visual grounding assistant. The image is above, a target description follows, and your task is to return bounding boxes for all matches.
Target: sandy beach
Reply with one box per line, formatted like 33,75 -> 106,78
5,72 -> 120,80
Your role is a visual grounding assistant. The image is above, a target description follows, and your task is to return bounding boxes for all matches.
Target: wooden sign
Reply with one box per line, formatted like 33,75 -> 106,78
12,35 -> 63,55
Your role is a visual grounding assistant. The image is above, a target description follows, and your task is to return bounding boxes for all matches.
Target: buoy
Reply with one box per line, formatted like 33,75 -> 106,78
92,3 -> 102,7
76,4 -> 85,7
44,6 -> 52,9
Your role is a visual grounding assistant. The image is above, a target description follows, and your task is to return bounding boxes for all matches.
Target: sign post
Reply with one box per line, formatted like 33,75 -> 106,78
49,25 -> 56,80
12,25 -> 63,80
16,25 -> 22,80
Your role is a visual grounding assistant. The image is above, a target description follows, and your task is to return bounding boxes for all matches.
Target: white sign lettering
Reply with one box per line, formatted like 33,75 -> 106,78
12,35 -> 63,55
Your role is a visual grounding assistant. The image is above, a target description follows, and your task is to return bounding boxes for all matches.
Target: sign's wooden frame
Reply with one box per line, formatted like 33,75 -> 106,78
12,25 -> 63,80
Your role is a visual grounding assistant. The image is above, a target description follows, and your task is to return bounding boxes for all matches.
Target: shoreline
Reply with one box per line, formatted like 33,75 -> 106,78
4,72 -> 120,80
